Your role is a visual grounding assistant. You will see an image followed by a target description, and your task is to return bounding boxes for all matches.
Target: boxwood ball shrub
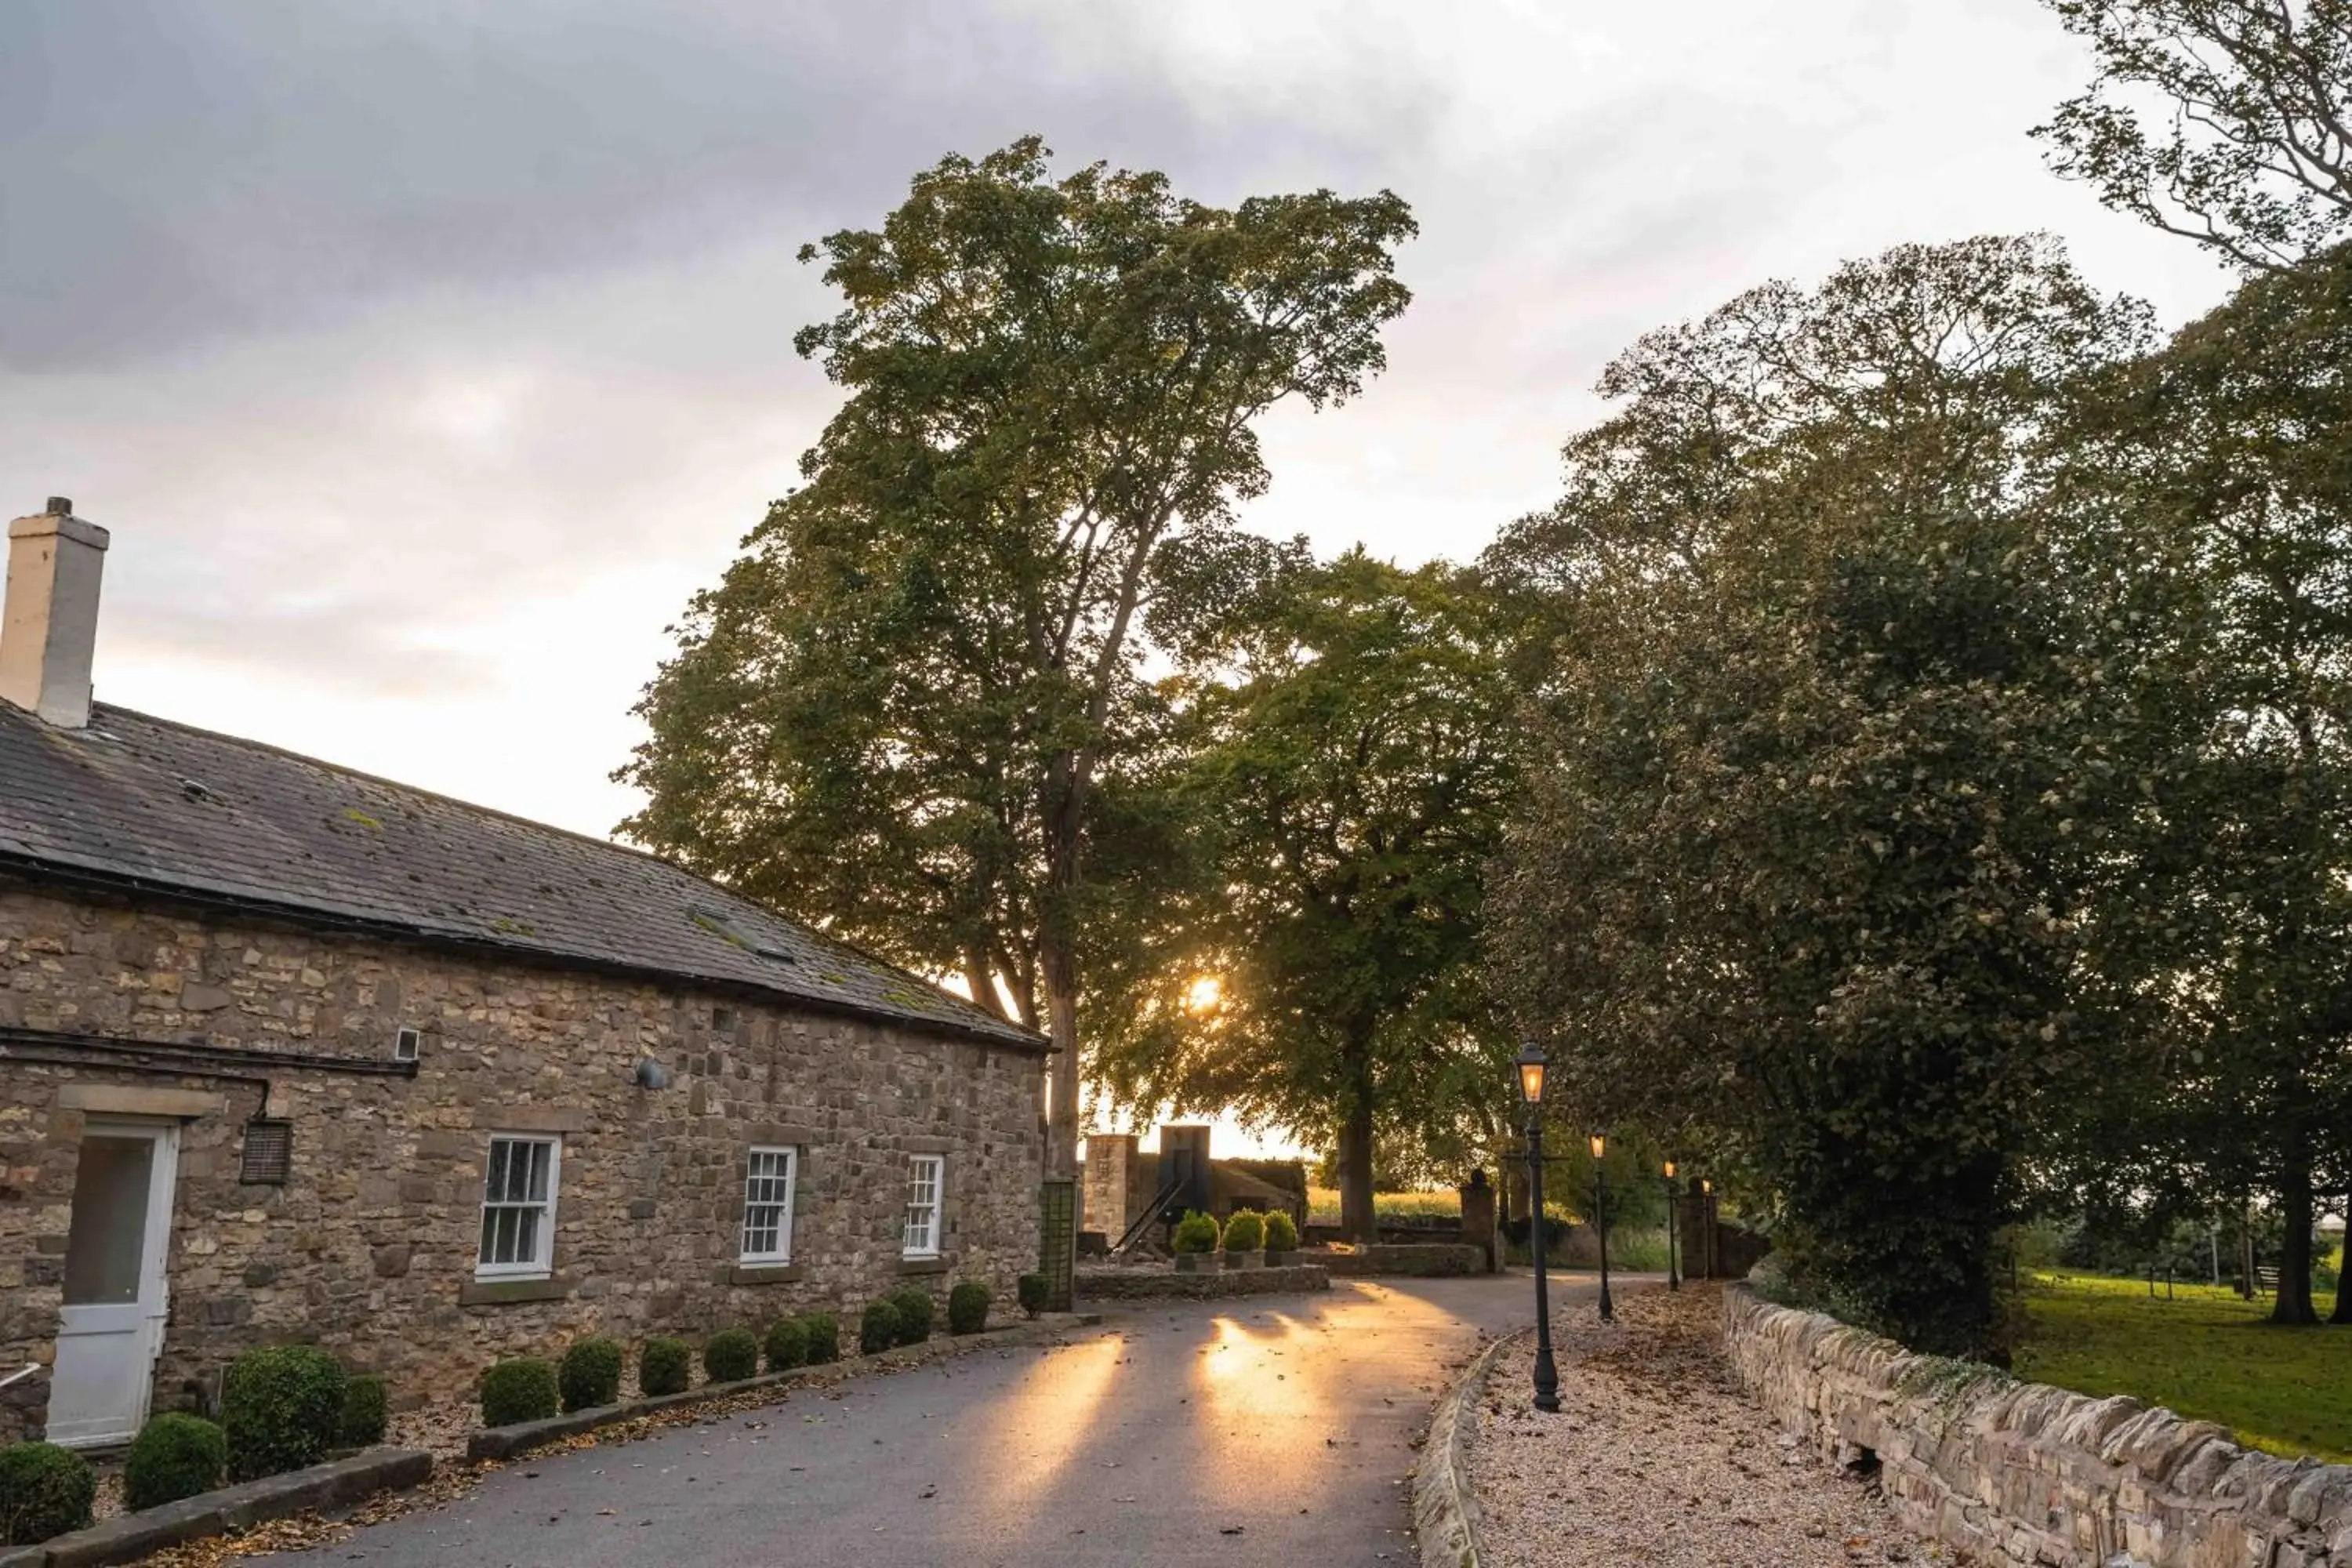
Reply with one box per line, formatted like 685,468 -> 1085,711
703,1328 -> 760,1384
1171,1210 -> 1220,1254
859,1299 -> 902,1356
222,1344 -> 347,1481
1017,1272 -> 1050,1319
947,1281 -> 990,1335
763,1316 -> 811,1374
638,1336 -> 691,1396
339,1374 -> 389,1448
888,1287 -> 934,1346
0,1441 -> 95,1546
558,1336 -> 624,1414
480,1359 -> 559,1427
1263,1210 -> 1299,1252
123,1413 -> 227,1512
1221,1210 -> 1265,1254
800,1312 -> 841,1364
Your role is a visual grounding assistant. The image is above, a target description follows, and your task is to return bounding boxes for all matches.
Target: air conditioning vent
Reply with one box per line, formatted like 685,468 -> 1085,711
394,1026 -> 422,1062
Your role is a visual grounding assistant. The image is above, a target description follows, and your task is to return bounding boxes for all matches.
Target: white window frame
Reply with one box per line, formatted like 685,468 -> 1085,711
739,1145 -> 798,1265
476,1134 -> 561,1280
902,1153 -> 945,1259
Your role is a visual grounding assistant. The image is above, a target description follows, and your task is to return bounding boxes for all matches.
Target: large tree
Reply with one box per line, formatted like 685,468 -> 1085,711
2034,0 -> 2352,271
1485,237 -> 2162,1356
619,139 -> 1414,1177
1091,550 -> 1523,1238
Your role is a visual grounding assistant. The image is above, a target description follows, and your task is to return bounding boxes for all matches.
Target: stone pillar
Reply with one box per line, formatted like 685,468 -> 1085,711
1458,1169 -> 1499,1272
1083,1133 -> 1138,1238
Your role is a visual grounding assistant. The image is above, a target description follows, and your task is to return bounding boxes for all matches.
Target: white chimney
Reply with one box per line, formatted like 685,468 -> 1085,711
2,497 -> 110,729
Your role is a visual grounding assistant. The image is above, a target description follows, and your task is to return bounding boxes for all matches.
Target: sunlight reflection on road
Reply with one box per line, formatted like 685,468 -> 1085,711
970,1333 -> 1127,1525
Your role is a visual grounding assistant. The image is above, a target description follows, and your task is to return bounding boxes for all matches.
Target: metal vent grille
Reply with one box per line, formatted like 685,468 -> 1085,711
240,1119 -> 294,1185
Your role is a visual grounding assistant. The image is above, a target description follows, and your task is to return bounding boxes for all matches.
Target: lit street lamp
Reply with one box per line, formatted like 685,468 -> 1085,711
1589,1131 -> 1614,1323
1516,1042 -> 1559,1414
1663,1160 -> 1680,1292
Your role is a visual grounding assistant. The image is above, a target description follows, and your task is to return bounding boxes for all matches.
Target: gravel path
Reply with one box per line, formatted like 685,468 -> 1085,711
1466,1285 -> 1941,1568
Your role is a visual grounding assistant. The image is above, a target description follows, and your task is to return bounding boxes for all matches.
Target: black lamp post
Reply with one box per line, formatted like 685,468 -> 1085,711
1663,1160 -> 1680,1292
1516,1042 -> 1559,1414
1700,1178 -> 1715,1279
1589,1131 -> 1614,1323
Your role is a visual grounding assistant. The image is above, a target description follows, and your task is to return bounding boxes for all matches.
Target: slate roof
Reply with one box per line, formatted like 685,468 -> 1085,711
0,701 -> 1043,1050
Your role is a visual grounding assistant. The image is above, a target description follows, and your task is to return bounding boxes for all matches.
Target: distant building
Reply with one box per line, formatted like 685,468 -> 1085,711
0,499 -> 1047,1446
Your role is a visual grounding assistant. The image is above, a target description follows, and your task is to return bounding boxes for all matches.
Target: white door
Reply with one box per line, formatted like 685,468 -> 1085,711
47,1120 -> 178,1447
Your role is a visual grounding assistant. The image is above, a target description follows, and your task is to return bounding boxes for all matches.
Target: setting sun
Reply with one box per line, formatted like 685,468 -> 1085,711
1185,975 -> 1224,1012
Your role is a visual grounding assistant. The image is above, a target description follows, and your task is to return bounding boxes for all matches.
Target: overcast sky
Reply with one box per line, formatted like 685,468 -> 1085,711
1,0 -> 2230,844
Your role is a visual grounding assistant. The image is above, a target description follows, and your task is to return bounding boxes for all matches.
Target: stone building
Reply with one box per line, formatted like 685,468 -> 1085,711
0,499 -> 1049,1447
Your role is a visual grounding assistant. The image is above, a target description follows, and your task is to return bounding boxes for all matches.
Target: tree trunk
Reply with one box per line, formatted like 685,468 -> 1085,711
2271,1142 -> 2320,1325
1043,939 -> 1080,1181
1338,1041 -> 1377,1243
2334,1206 -> 2352,1323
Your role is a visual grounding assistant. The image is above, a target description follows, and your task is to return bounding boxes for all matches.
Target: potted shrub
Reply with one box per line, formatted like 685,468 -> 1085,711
339,1374 -> 390,1447
800,1312 -> 842,1364
1172,1209 -> 1221,1273
123,1414 -> 227,1511
1221,1210 -> 1265,1270
1016,1272 -> 1050,1319
887,1287 -> 935,1346
858,1299 -> 903,1356
763,1316 -> 811,1373
221,1345 -> 347,1480
1263,1210 -> 1301,1267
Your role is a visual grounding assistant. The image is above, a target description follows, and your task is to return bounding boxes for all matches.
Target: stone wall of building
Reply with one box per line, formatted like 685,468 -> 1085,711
1722,1283 -> 2352,1568
0,878 -> 1046,1443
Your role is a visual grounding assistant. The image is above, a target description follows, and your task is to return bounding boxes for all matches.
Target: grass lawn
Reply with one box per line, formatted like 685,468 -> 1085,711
1304,1188 -> 1461,1224
2014,1271 -> 2351,1463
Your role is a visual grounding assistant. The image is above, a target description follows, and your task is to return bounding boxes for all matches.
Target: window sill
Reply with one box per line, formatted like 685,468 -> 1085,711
459,1273 -> 572,1306
729,1262 -> 804,1286
896,1254 -> 954,1276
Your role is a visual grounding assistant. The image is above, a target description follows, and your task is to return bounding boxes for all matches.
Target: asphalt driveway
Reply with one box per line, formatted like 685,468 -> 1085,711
266,1272 -> 1633,1568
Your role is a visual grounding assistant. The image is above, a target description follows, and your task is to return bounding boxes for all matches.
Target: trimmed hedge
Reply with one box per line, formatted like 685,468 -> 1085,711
559,1337 -> 624,1414
222,1344 -> 347,1481
947,1281 -> 990,1335
887,1287 -> 934,1346
1017,1273 -> 1049,1318
638,1337 -> 691,1397
763,1316 -> 810,1374
859,1299 -> 902,1356
480,1359 -> 559,1427
1263,1210 -> 1300,1251
340,1374 -> 389,1447
123,1413 -> 227,1512
1221,1210 -> 1265,1253
0,1441 -> 96,1545
1171,1210 -> 1220,1254
801,1312 -> 841,1364
703,1329 -> 759,1384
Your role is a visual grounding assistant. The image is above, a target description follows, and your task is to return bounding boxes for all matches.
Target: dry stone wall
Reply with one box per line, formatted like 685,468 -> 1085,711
0,878 -> 1046,1443
1722,1283 -> 2352,1568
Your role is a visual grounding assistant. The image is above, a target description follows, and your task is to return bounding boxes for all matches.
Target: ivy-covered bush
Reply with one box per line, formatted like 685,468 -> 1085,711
479,1359 -> 559,1427
1016,1273 -> 1049,1318
0,1441 -> 94,1545
559,1337 -> 624,1414
123,1414 -> 227,1511
763,1316 -> 810,1373
222,1345 -> 348,1480
1171,1210 -> 1220,1254
858,1299 -> 902,1356
1221,1210 -> 1265,1254
339,1374 -> 389,1447
946,1282 -> 990,1335
801,1312 -> 841,1364
1263,1210 -> 1300,1252
638,1337 -> 691,1396
887,1287 -> 934,1346
703,1329 -> 760,1384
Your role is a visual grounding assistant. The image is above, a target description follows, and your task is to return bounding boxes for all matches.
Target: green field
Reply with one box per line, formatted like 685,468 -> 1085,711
2015,1272 -> 2351,1463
